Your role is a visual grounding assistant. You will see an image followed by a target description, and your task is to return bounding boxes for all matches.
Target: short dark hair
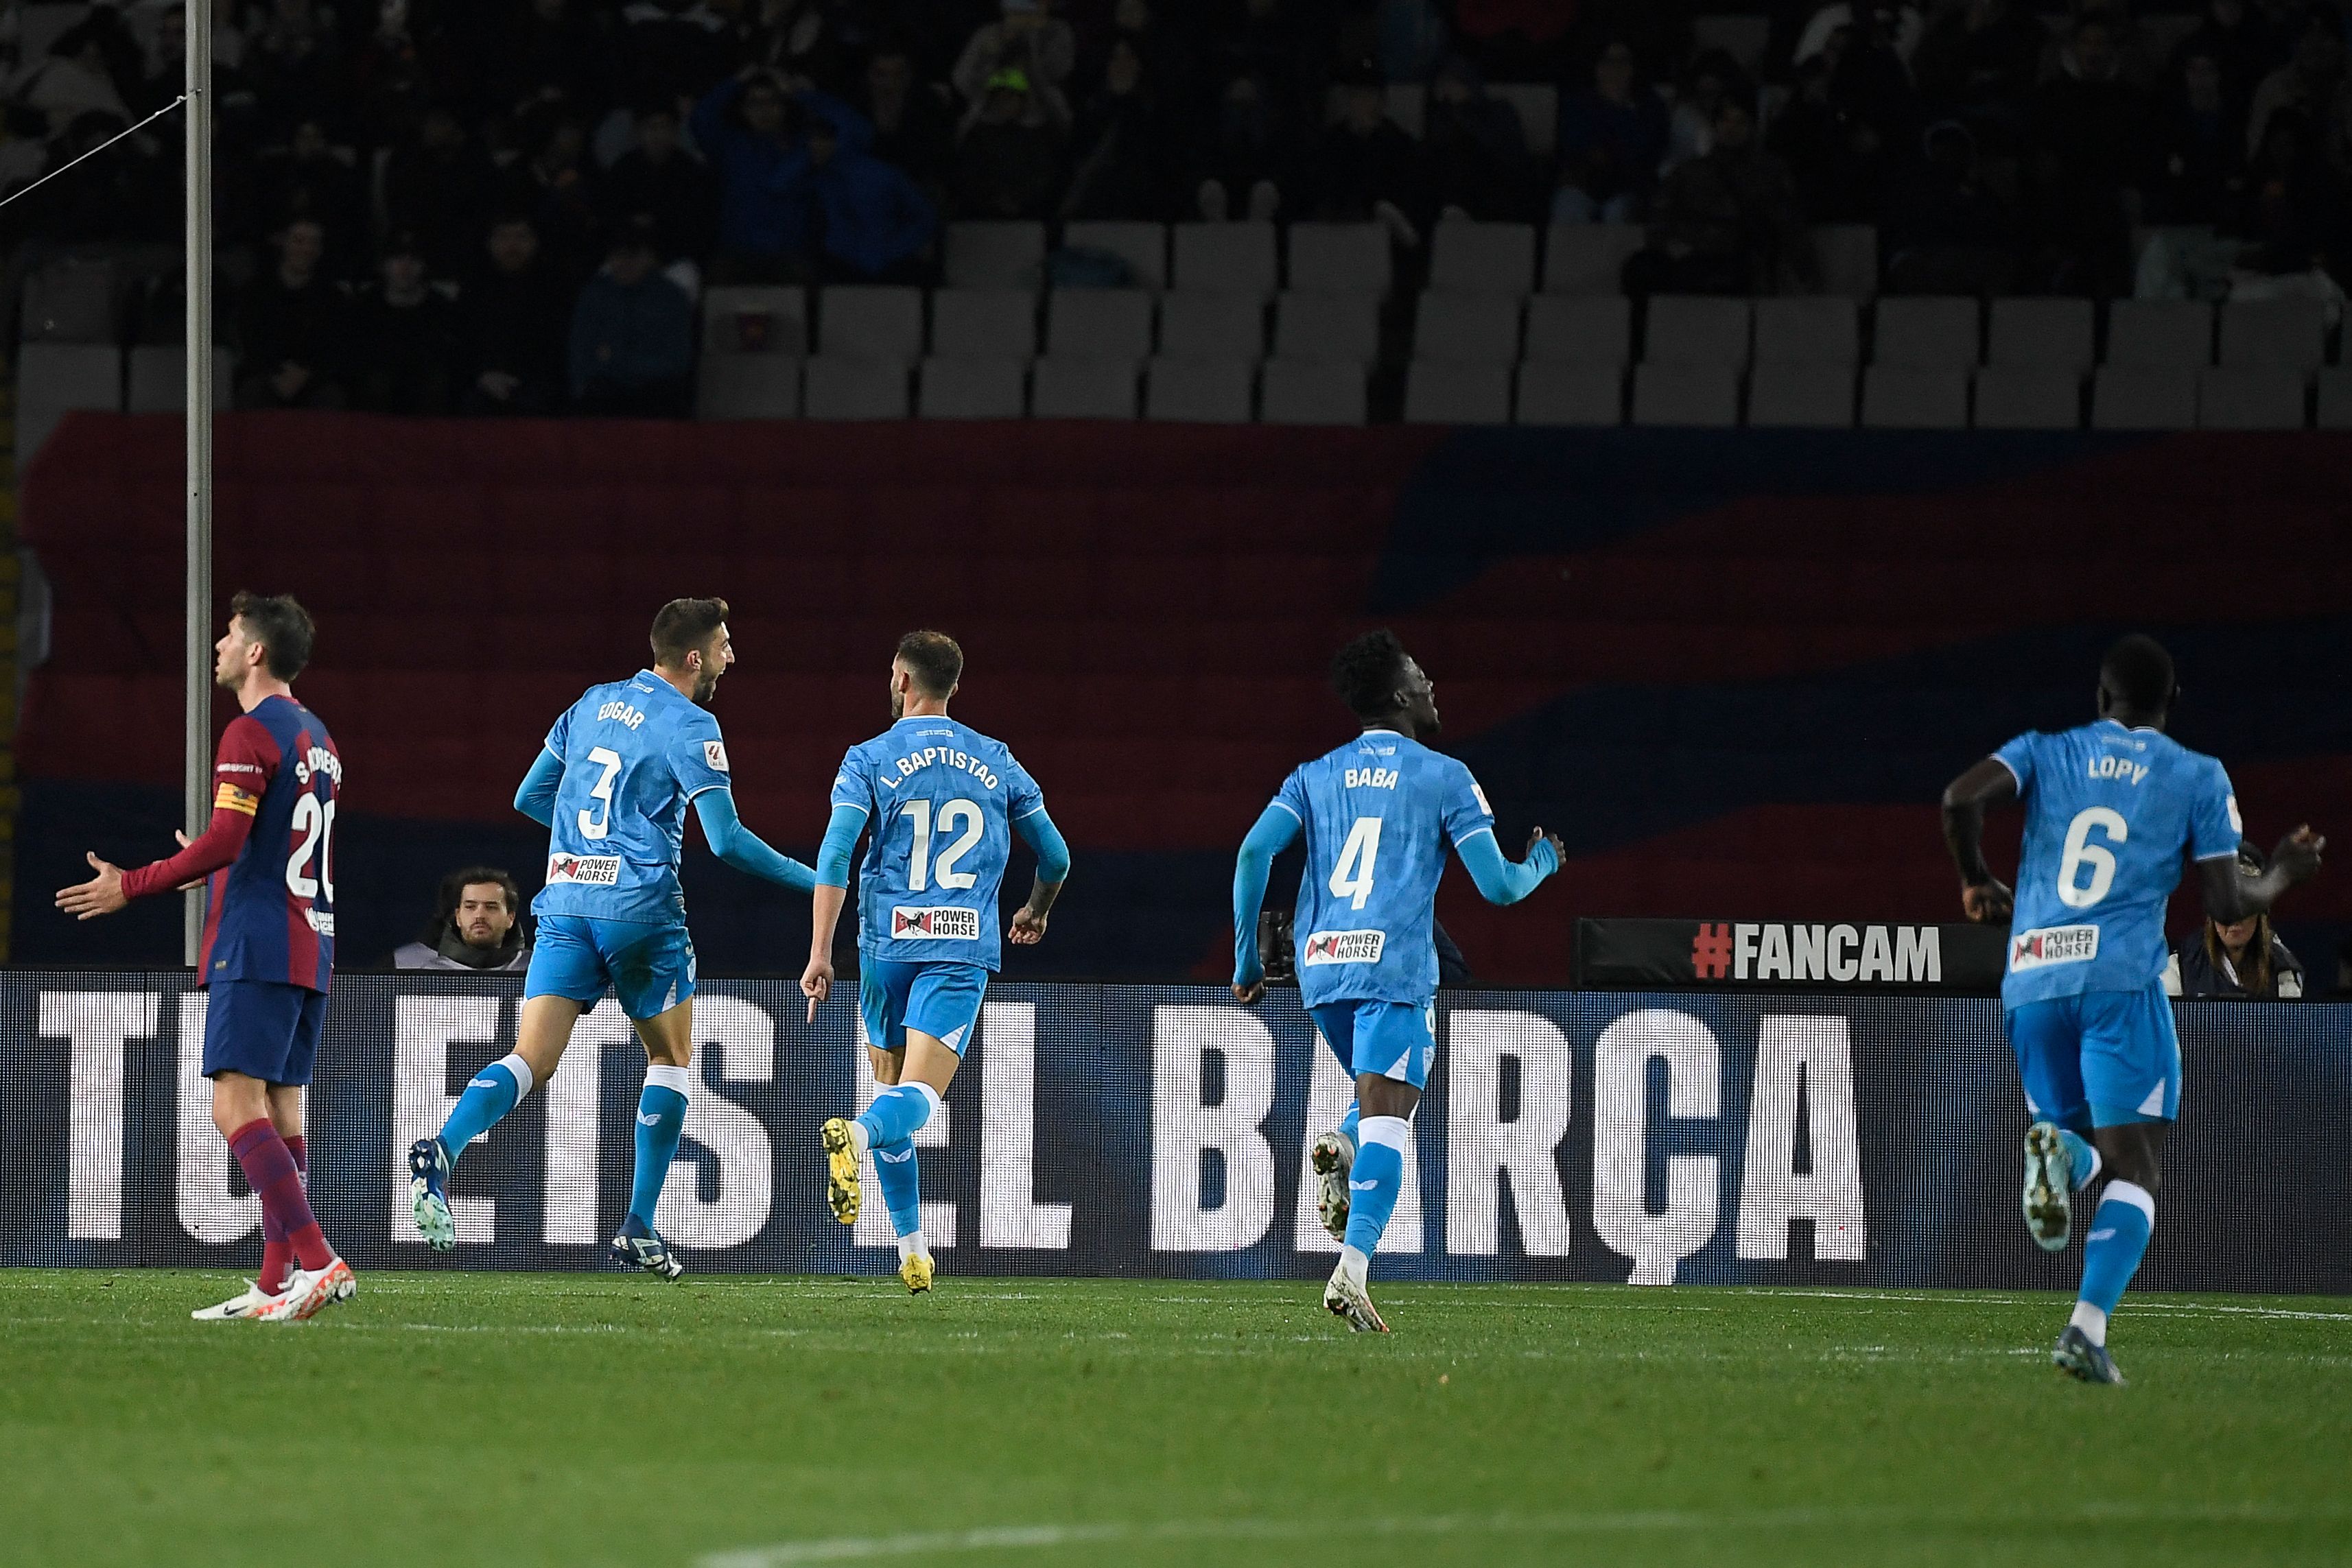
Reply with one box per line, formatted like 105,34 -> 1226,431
896,630 -> 963,697
650,597 -> 729,667
230,590 -> 316,679
438,866 -> 521,920
2100,634 -> 2176,712
1331,629 -> 1409,720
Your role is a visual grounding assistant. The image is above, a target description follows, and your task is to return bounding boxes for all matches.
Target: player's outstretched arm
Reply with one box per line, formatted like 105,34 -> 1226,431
1941,758 -> 2019,923
2202,825 -> 2326,924
693,790 -> 817,893
56,804 -> 259,920
1455,824 -> 1562,906
1009,807 -> 1071,947
513,748 -> 563,827
1231,803 -> 1302,1003
801,803 -> 867,1021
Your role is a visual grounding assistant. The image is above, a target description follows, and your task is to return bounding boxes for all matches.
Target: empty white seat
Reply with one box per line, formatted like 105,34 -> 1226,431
929,289 -> 1036,358
1542,224 -> 1645,294
125,345 -> 234,412
1491,84 -> 1558,156
1873,298 -> 1979,367
2092,366 -> 2197,429
1986,299 -> 2095,371
2198,366 -> 2307,429
1861,366 -> 1968,427
1429,221 -> 1536,294
16,342 -> 123,462
2318,367 -> 2352,429
1811,224 -> 1879,299
1414,292 -> 1520,363
696,355 -> 801,419
21,256 -> 117,342
1061,220 -> 1167,289
1404,361 -> 1512,424
1631,364 -> 1739,426
1645,296 -> 1751,367
2218,299 -> 2327,369
702,286 -> 809,356
1273,292 -> 1382,363
1260,358 -> 1366,425
943,221 -> 1046,288
1515,362 -> 1623,425
802,357 -> 910,419
1523,296 -> 1631,364
1286,224 -> 1391,296
1046,289 -> 1154,359
1172,222 -> 1278,298
918,357 -> 1025,418
1145,357 -> 1254,423
1030,356 -> 1137,418
1751,298 -> 1857,365
819,286 -> 924,361
1973,368 -> 2081,429
1156,292 -> 1264,360
1746,362 -> 1855,427
2105,300 -> 2212,368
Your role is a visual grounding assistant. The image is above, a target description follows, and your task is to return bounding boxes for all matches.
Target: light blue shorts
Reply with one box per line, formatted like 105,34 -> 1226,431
2006,984 -> 2182,1129
860,959 -> 988,1056
524,914 -> 696,1021
1309,999 -> 1438,1091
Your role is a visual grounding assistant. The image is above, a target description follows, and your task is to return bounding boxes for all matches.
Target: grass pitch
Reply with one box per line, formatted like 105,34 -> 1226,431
3,1271 -> 2347,1568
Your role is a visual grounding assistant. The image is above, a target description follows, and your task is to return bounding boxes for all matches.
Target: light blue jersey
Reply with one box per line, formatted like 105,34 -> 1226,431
832,714 -> 1045,972
1994,719 -> 2241,1008
534,670 -> 733,926
1273,729 -> 1495,1008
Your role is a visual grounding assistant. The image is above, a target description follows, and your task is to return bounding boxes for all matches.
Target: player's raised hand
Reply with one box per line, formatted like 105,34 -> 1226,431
56,853 -> 129,920
1526,827 -> 1564,865
1009,905 -> 1049,945
1961,877 -> 2013,924
2272,825 -> 2326,884
801,955 -> 834,1024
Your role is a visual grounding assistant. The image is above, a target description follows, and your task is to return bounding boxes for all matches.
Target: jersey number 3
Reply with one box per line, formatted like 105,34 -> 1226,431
906,798 -> 984,892
2057,806 -> 2126,909
1330,816 -> 1383,910
578,746 -> 624,840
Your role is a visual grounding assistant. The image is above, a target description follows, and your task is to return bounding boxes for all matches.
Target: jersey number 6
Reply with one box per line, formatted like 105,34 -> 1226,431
2057,806 -> 2127,909
906,798 -> 984,892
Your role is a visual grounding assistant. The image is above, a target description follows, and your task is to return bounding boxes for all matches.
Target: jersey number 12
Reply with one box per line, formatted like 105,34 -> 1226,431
906,798 -> 984,892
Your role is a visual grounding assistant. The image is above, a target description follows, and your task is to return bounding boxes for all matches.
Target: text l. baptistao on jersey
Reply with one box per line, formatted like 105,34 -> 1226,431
831,715 -> 1044,971
1995,718 -> 2240,1006
1272,728 -> 1494,1007
203,694 -> 340,991
534,670 -> 733,925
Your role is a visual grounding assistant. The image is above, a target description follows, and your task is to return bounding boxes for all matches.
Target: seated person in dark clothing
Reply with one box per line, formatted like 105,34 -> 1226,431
382,105 -> 497,281
235,217 -> 349,409
2150,48 -> 2249,225
952,69 -> 1069,219
250,119 -> 370,280
395,868 -> 531,973
1061,37 -> 1182,220
2168,845 -> 2309,1000
774,110 -> 939,283
1191,71 -> 1292,222
603,102 -> 719,265
460,215 -> 572,416
1300,60 -> 1431,236
349,232 -> 459,415
569,215 -> 694,417
1424,55 -> 1535,222
1881,119 -> 2021,295
1768,51 -> 1886,223
1623,98 -> 1815,296
1553,39 -> 1668,224
860,43 -> 959,192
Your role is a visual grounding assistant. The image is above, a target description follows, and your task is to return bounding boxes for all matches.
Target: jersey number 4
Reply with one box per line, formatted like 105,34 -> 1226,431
905,798 -> 984,892
2057,806 -> 2126,909
1329,816 -> 1383,911
286,793 -> 336,903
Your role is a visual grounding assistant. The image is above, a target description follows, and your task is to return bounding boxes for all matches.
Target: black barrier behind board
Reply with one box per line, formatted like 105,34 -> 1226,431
1577,918 -> 2009,994
5,974 -> 2347,1292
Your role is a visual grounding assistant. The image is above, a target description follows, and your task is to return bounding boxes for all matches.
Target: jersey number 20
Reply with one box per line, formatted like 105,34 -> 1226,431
2057,806 -> 2126,909
286,793 -> 336,903
906,798 -> 984,892
1330,816 -> 1383,910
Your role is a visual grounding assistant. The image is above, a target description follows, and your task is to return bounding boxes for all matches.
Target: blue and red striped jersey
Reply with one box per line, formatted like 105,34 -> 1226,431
199,695 -> 342,990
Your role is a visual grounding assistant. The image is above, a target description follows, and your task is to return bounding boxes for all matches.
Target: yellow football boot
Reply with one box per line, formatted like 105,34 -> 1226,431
899,1252 -> 934,1294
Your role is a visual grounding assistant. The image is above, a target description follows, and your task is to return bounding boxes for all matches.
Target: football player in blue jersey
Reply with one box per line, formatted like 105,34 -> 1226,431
1942,634 -> 2322,1383
408,599 -> 817,1279
1232,630 -> 1562,1332
802,630 -> 1071,1294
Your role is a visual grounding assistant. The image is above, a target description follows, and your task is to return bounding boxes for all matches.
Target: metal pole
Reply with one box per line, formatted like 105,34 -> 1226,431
183,0 -> 213,966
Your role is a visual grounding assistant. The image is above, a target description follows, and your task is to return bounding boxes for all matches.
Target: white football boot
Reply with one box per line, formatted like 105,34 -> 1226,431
257,1259 -> 357,1322
191,1280 -> 278,1321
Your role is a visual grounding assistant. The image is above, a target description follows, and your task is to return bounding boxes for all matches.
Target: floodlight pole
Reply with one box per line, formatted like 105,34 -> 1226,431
183,0 -> 213,966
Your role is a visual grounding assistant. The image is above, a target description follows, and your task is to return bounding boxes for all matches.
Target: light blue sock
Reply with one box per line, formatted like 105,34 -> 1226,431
871,1135 -> 923,1242
857,1082 -> 940,1150
2078,1180 -> 2154,1318
1341,1115 -> 1409,1258
626,1064 -> 692,1233
438,1053 -> 533,1172
1337,1100 -> 1361,1152
2058,1128 -> 2101,1190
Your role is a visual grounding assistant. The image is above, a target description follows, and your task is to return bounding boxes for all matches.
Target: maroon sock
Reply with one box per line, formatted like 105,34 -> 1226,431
257,1135 -> 309,1293
228,1120 -> 333,1272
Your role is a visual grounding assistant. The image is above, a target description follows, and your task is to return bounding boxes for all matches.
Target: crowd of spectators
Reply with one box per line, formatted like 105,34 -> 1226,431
3,0 -> 2349,413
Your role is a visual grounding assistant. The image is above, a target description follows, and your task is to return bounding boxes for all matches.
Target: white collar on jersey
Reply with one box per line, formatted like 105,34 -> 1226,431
2097,717 -> 2163,735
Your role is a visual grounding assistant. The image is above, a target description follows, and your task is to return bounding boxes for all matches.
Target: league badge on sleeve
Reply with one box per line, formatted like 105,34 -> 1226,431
705,741 -> 729,772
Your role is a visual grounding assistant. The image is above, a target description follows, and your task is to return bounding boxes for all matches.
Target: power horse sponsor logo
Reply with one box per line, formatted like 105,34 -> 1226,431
545,853 -> 622,886
2010,924 -> 2099,972
893,907 -> 980,940
1300,930 -> 1385,966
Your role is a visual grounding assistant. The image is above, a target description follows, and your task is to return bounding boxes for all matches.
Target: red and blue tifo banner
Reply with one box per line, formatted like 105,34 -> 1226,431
6,973 -> 2347,1294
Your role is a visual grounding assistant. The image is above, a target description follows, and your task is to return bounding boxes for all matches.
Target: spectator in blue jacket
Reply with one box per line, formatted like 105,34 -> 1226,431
569,216 -> 694,416
691,64 -> 873,282
1554,40 -> 1669,224
771,114 -> 938,283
